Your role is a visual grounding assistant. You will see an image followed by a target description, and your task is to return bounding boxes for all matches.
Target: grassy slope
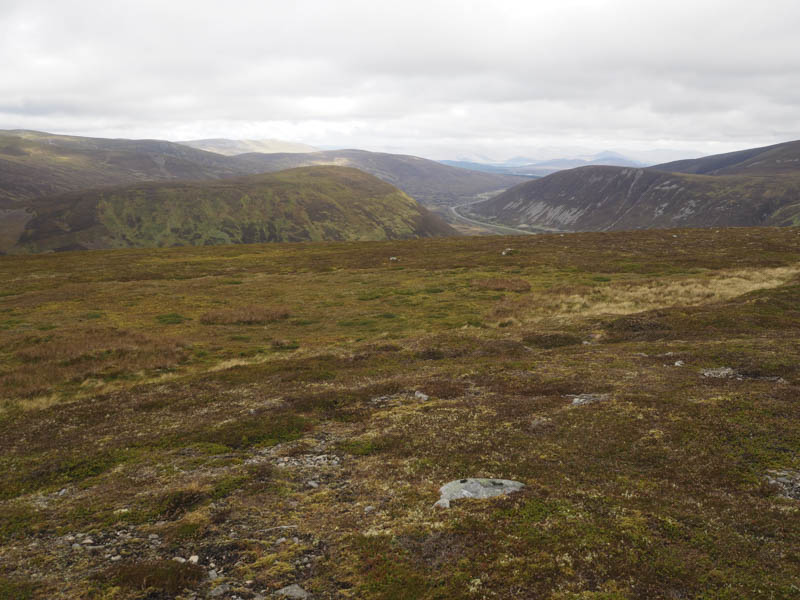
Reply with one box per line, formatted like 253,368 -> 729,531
230,149 -> 526,207
1,227 -> 799,599
9,167 -> 456,253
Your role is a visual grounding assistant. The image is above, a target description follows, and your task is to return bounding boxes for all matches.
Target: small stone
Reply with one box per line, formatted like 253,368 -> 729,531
414,390 -> 429,401
307,480 -> 319,489
364,505 -> 375,514
148,533 -> 159,540
276,537 -> 287,545
274,584 -> 311,599
674,360 -> 684,367
110,555 -> 122,561
188,554 -> 199,564
173,556 -> 186,563
82,538 -> 94,545
58,488 -> 68,496
702,367 -> 737,378
210,583 -> 232,597
568,393 -> 609,406
72,543 -> 82,550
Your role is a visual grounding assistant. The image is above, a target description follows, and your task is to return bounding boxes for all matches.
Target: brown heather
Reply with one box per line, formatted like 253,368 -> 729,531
0,226 -> 799,599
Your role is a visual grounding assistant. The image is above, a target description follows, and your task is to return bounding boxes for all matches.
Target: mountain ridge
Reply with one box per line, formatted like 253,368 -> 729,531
468,140 -> 800,232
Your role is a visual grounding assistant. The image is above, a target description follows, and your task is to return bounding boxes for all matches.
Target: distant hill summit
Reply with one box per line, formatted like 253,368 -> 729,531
6,166 -> 457,253
653,140 -> 800,176
0,130 -> 241,207
469,140 -> 800,232
178,138 -> 318,156
0,130 -> 522,210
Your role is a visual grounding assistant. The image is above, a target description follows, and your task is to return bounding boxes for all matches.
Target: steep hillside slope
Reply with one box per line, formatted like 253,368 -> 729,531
468,166 -> 800,231
178,138 -> 318,155
7,166 -> 455,253
654,139 -> 800,175
230,149 -> 526,207
0,130 -> 243,207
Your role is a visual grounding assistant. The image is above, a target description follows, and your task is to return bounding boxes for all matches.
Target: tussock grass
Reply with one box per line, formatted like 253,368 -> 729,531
200,305 -> 290,325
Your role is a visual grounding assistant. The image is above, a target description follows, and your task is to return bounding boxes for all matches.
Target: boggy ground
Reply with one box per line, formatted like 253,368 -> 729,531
1,227 -> 799,599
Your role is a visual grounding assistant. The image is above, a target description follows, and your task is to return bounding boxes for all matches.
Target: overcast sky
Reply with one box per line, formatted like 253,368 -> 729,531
1,0 -> 799,162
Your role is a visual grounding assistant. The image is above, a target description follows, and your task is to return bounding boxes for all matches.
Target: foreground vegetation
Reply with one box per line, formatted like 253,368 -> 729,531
1,227 -> 799,599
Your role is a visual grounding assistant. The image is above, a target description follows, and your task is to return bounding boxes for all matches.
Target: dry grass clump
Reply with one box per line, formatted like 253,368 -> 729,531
472,277 -> 532,292
104,560 -> 205,596
200,305 -> 290,325
497,265 -> 800,323
3,328 -> 187,399
521,332 -> 583,349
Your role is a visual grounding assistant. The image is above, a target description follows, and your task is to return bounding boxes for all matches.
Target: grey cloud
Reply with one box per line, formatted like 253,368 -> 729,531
1,0 -> 799,159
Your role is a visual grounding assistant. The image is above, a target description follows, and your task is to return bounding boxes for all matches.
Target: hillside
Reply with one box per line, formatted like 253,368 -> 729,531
178,138 -> 318,156
0,130 -> 242,207
1,228 -> 799,599
654,139 -> 800,175
5,166 -> 455,253
229,149 -> 526,207
467,166 -> 800,231
0,131 -> 523,212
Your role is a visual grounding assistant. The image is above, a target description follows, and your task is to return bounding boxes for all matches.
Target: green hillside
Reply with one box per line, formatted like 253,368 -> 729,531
7,167 -> 456,253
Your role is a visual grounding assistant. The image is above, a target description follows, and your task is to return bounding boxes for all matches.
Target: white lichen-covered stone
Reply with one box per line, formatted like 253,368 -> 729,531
434,478 -> 524,508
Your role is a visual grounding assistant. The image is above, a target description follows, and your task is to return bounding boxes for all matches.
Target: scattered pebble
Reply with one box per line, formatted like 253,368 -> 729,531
188,554 -> 199,564
173,556 -> 186,563
364,505 -> 375,514
414,390 -> 429,401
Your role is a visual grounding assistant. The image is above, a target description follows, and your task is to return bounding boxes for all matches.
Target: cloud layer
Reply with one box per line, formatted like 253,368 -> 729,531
2,0 -> 799,160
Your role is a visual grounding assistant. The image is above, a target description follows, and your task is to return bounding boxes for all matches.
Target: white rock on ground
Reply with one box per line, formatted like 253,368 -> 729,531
434,478 -> 524,508
274,584 -> 311,599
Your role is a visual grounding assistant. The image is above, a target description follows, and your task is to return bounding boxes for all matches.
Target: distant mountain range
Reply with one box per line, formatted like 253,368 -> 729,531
467,140 -> 800,231
441,151 -> 644,178
0,130 -> 523,209
178,138 -> 318,155
5,166 -> 456,253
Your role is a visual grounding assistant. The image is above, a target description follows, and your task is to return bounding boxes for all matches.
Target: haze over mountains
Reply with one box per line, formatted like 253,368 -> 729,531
467,140 -> 800,232
441,151 -> 644,178
178,138 -> 318,156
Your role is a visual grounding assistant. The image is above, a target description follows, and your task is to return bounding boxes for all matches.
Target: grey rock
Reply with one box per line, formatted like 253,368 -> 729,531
173,556 -> 186,563
701,367 -> 737,378
568,393 -> 609,406
414,390 -> 429,401
210,583 -> 232,597
363,505 -> 375,514
307,481 -> 319,489
766,470 -> 800,500
110,555 -> 122,561
274,584 -> 310,599
434,478 -> 524,508
208,569 -> 220,580
189,554 -> 199,564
